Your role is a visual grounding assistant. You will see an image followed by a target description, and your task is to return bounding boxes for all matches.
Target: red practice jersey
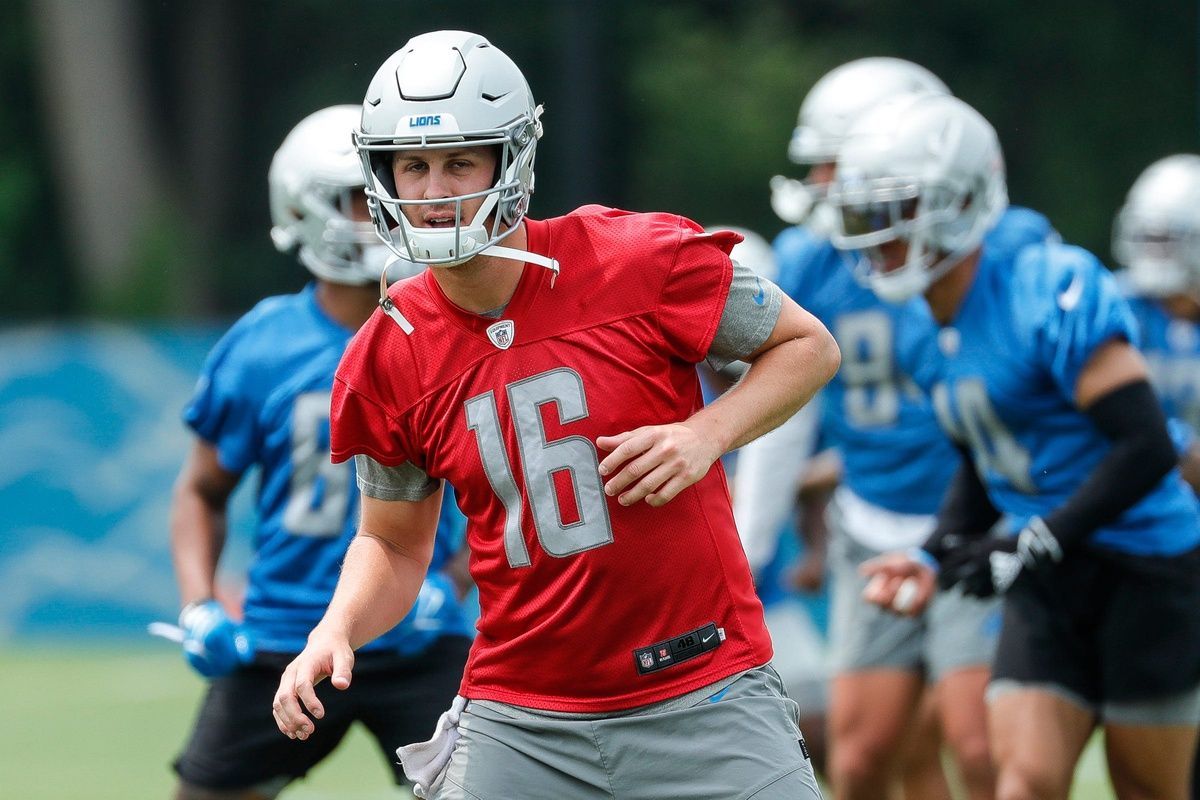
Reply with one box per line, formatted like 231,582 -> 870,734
331,206 -> 773,711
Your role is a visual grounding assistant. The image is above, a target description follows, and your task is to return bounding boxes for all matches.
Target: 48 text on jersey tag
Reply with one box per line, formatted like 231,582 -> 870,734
633,622 -> 725,675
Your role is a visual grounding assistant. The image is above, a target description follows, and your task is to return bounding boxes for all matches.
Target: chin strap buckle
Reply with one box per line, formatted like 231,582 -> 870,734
378,268 -> 415,334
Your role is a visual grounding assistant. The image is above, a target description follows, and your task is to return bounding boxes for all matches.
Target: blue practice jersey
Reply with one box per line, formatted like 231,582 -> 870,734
184,283 -> 471,653
1126,295 -> 1200,445
901,234 -> 1200,557
775,207 -> 1051,515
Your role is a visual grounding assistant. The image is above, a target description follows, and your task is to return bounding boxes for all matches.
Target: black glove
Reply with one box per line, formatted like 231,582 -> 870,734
938,517 -> 1063,597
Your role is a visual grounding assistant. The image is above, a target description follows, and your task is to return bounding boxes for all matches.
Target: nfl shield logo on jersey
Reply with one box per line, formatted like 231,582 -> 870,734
638,651 -> 654,670
486,320 -> 515,350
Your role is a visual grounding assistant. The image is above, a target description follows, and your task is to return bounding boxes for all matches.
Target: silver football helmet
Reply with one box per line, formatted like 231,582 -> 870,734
1113,154 -> 1200,298
771,58 -> 950,227
354,30 -> 554,274
827,93 -> 1008,303
268,105 -> 392,285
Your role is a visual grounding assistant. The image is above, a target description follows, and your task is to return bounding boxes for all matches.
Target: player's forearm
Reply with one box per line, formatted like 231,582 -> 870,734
169,483 -> 227,606
1045,380 -> 1176,549
313,531 -> 429,650
692,327 -> 839,455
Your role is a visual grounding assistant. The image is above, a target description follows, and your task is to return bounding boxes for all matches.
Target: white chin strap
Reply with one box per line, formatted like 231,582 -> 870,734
377,245 -> 560,335
481,245 -> 560,285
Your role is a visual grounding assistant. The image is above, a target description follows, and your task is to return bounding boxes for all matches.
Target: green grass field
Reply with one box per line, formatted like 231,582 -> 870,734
3,646 -> 1115,799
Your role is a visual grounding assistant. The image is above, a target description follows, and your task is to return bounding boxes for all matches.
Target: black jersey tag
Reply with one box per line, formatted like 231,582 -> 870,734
633,622 -> 724,675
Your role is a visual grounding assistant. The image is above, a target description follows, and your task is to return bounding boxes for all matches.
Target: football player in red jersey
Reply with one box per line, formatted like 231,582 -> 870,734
272,30 -> 840,800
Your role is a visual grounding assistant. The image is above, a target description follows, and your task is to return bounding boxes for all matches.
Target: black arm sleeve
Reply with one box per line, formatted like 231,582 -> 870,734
921,445 -> 1002,561
1042,379 -> 1177,550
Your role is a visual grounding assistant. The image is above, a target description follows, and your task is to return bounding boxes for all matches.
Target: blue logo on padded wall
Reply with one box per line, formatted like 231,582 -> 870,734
409,115 -> 442,127
0,325 -> 257,640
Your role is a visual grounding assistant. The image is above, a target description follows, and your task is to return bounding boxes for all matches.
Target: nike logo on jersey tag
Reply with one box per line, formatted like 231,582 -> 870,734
633,622 -> 722,675
486,320 -> 515,350
752,276 -> 765,306
1057,272 -> 1085,311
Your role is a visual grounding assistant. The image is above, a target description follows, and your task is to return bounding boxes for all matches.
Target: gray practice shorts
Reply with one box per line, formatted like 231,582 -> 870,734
830,532 -> 1001,680
434,665 -> 823,800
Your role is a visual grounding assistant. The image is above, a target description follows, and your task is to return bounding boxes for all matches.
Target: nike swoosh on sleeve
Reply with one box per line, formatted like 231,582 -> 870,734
1057,272 -> 1085,311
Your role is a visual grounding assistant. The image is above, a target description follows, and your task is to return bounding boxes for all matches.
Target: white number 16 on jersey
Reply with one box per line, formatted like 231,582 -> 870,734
466,368 -> 614,568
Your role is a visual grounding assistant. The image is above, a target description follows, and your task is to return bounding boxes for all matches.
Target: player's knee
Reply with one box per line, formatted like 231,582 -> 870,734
830,741 -> 891,788
995,761 -> 1067,800
1107,757 -> 1183,800
946,729 -> 993,779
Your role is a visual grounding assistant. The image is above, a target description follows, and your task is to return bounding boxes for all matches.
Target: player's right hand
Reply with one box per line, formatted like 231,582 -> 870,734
859,550 -> 938,617
179,599 -> 255,678
272,629 -> 355,740
596,422 -> 722,508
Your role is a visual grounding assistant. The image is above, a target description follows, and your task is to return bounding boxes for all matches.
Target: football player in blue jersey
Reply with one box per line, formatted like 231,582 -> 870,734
168,105 -> 473,799
843,94 -> 1200,800
1114,155 -> 1200,469
1113,154 -> 1200,800
741,58 -> 1000,800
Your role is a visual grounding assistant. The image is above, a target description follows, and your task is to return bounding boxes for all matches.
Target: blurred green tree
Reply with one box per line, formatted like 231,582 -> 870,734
7,0 -> 1197,318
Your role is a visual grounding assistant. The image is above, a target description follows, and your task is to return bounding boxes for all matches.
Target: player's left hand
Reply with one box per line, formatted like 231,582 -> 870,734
178,599 -> 255,678
940,517 -> 1063,597
596,423 -> 721,508
859,550 -> 938,617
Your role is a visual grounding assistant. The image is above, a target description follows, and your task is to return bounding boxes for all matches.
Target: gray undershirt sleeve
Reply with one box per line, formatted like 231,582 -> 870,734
354,454 -> 440,501
705,259 -> 784,372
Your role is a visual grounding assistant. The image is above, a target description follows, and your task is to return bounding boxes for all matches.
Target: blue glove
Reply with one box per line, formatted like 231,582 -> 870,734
179,599 -> 255,678
939,517 -> 1064,598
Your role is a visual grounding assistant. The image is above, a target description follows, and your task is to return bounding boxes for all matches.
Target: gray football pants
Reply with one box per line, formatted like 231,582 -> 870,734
435,665 -> 822,800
